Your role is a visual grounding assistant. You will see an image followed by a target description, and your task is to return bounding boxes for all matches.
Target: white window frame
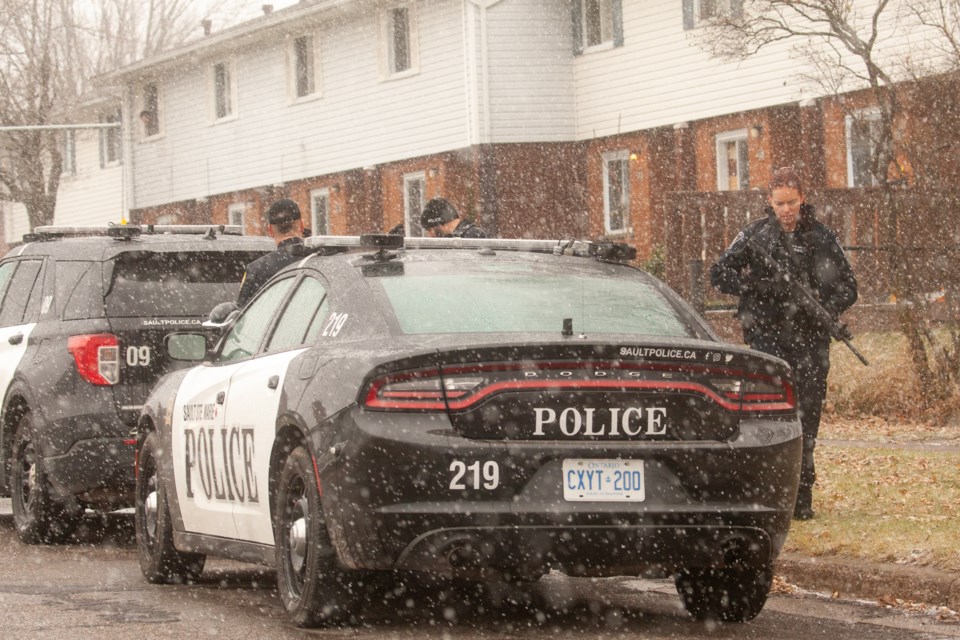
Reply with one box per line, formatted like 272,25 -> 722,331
99,111 -> 122,168
696,0 -> 733,23
715,129 -> 749,191
602,150 -> 630,235
845,107 -> 882,188
209,59 -> 238,123
228,202 -> 248,232
140,81 -> 163,140
61,129 -> 76,177
310,188 -> 331,235
288,33 -> 322,103
403,171 -> 426,236
380,3 -> 419,80
578,0 -> 615,51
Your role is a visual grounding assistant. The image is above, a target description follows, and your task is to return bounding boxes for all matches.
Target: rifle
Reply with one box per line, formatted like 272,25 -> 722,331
743,227 -> 870,367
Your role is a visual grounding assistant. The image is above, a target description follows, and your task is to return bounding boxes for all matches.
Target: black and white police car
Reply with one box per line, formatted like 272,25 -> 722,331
0,224 -> 272,543
137,234 -> 802,625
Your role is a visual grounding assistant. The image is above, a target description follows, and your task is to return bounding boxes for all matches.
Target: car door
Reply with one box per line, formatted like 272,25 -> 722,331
0,259 -> 44,410
171,277 -> 296,539
228,274 -> 331,544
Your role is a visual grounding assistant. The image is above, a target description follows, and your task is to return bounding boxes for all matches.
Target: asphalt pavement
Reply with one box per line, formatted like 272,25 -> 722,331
1,438 -> 958,614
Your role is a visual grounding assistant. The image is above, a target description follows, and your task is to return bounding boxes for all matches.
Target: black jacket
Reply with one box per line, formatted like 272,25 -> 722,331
237,237 -> 304,307
709,204 -> 858,344
451,220 -> 488,238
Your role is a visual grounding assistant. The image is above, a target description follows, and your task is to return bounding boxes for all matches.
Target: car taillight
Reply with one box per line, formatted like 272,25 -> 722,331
709,375 -> 795,412
68,334 -> 120,386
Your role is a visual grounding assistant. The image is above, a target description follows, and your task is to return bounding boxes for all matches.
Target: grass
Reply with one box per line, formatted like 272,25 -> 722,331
783,445 -> 960,573
781,330 -> 960,572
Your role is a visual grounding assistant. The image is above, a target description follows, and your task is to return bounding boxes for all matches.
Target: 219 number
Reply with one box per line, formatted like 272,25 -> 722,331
449,460 -> 499,490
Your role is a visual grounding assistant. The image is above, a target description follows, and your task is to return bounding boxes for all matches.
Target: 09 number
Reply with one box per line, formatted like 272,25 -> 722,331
449,460 -> 499,490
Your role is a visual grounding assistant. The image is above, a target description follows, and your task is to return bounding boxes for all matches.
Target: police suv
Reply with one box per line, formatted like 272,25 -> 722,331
137,234 -> 802,625
0,224 -> 272,543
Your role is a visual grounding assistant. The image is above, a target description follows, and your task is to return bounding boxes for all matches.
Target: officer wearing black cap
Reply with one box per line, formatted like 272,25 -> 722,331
420,197 -> 488,238
237,198 -> 305,307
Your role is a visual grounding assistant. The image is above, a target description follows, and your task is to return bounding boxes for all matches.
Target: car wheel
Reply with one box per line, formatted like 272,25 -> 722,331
674,564 -> 773,623
275,445 -> 358,627
11,412 -> 81,544
136,432 -> 205,583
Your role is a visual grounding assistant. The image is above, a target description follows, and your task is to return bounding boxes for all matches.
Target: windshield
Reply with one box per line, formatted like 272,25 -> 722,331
105,251 -> 258,317
372,260 -> 695,338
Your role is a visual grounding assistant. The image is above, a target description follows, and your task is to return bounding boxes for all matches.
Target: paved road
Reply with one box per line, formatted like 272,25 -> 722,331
0,499 -> 958,639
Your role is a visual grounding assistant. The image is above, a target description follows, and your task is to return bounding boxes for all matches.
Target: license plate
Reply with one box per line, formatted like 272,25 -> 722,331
562,459 -> 645,502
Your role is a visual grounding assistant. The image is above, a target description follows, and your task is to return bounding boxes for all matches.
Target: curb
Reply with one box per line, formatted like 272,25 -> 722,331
776,552 -> 960,610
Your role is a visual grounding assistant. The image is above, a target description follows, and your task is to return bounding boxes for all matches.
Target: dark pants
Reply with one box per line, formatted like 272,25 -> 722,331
748,335 -> 830,510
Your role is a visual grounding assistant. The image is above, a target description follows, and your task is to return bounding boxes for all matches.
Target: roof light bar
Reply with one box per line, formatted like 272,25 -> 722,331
302,234 -> 631,260
26,224 -> 243,242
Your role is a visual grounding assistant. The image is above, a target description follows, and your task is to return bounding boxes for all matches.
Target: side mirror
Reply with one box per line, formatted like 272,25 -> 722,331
203,301 -> 239,329
165,332 -> 208,362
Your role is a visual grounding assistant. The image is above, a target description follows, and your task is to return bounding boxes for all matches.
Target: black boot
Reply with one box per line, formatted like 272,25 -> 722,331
793,488 -> 814,521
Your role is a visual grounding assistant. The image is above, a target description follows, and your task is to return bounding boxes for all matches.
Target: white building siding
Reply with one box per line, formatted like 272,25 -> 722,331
483,0 -> 576,142
130,1 -> 472,209
3,202 -> 28,245
573,2 -> 801,140
54,129 -> 124,226
573,0 -> 940,140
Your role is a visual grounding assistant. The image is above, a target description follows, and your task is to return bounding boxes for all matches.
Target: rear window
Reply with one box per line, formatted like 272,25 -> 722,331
105,251 -> 260,317
372,260 -> 695,338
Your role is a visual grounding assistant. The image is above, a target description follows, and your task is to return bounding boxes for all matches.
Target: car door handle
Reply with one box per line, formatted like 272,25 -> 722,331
267,375 -> 279,389
216,391 -> 225,404
7,333 -> 23,345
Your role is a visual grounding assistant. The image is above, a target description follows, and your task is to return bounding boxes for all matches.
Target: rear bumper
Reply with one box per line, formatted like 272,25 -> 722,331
320,410 -> 801,577
44,436 -> 136,506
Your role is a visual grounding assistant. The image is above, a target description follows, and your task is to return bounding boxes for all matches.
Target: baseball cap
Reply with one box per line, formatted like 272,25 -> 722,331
420,198 -> 459,229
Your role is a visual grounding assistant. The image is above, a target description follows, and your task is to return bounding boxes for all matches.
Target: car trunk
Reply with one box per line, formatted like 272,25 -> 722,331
103,249 -> 262,423
361,341 -> 795,443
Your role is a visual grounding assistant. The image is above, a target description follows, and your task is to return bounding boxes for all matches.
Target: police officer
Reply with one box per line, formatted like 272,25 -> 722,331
237,198 -> 305,307
420,197 -> 489,238
709,167 -> 858,520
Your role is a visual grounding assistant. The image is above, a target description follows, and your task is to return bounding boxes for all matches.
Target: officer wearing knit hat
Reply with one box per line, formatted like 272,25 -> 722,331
420,197 -> 488,238
237,198 -> 306,306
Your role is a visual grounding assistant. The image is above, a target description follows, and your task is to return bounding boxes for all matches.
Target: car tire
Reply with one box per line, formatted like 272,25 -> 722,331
11,412 -> 82,544
274,445 -> 358,627
674,564 -> 773,623
136,431 -> 205,583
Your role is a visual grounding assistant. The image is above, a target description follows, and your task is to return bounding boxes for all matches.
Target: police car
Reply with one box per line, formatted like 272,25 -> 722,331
0,224 -> 273,543
137,234 -> 802,625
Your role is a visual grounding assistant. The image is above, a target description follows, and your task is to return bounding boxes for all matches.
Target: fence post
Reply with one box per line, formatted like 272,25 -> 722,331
689,258 -> 704,314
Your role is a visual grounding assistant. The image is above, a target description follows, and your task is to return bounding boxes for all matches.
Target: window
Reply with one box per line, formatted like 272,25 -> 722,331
62,129 -> 76,176
218,278 -> 296,363
602,151 -> 630,234
403,172 -> 426,236
290,34 -> 320,100
211,60 -> 236,121
715,130 -> 749,191
105,251 -> 257,318
683,0 -> 743,29
846,108 -> 882,187
99,111 -> 122,168
266,277 -> 328,353
0,260 -> 43,327
228,203 -> 248,232
371,261 -> 694,338
381,4 -> 418,77
140,82 -> 161,138
573,0 -> 623,53
310,189 -> 330,235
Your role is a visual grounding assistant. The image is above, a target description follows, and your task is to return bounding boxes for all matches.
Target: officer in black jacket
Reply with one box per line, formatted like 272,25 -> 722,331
237,198 -> 306,307
710,167 -> 858,520
420,197 -> 489,238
